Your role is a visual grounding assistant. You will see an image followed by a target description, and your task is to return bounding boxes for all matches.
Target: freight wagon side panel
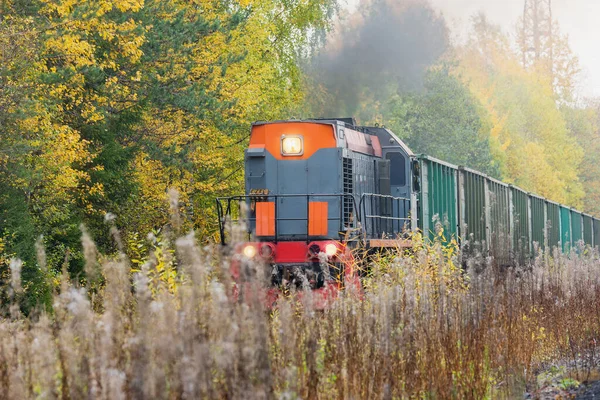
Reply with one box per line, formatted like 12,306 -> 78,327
458,168 -> 487,251
488,180 -> 511,265
560,206 -> 572,252
530,196 -> 545,252
546,202 -> 561,250
419,156 -> 458,242
571,210 -> 583,246
583,214 -> 593,246
593,218 -> 600,248
511,187 -> 530,262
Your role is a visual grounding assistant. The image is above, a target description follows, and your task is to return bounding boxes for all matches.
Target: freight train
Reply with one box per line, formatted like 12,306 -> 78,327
217,118 -> 599,302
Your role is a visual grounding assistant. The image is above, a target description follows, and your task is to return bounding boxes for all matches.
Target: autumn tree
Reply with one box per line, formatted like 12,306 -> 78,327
0,1 -> 98,308
0,0 -> 338,309
563,104 -> 600,215
456,14 -> 584,207
386,65 -> 499,176
517,3 -> 581,103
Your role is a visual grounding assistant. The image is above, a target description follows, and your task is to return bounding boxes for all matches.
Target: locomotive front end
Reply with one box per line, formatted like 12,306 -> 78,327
218,120 -> 360,305
217,118 -> 415,307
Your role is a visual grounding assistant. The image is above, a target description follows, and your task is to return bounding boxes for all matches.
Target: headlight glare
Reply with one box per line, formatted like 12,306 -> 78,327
324,243 -> 338,257
242,245 -> 257,258
281,136 -> 303,156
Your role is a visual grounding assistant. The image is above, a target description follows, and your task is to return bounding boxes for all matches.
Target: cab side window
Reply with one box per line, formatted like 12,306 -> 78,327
386,152 -> 406,186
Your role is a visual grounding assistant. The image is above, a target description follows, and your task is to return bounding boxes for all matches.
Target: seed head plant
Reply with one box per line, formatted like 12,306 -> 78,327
0,210 -> 599,398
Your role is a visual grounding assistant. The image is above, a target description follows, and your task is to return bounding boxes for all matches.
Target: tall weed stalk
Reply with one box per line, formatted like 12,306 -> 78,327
0,232 -> 599,399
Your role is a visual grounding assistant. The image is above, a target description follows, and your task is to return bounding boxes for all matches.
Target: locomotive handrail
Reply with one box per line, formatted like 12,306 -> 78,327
216,194 -> 360,245
359,193 -> 411,239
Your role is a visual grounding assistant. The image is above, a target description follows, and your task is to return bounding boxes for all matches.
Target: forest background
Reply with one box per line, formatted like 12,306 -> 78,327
0,0 -> 598,310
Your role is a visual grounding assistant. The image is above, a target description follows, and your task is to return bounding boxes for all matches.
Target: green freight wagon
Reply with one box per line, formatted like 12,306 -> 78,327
487,177 -> 511,265
418,155 -> 459,241
559,206 -> 572,252
529,194 -> 546,252
405,139 -> 598,262
457,167 -> 487,250
546,201 -> 561,250
511,185 -> 530,262
583,214 -> 593,246
418,157 -> 597,262
592,218 -> 600,249
414,155 -> 597,263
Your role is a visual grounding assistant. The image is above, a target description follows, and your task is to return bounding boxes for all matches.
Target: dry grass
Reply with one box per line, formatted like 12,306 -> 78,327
1,228 -> 600,399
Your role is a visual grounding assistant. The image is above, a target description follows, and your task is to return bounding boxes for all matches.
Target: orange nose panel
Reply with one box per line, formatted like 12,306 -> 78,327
250,123 -> 337,160
256,202 -> 275,236
309,202 -> 329,236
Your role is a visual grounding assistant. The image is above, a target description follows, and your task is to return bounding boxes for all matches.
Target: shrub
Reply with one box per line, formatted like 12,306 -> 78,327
0,232 -> 599,398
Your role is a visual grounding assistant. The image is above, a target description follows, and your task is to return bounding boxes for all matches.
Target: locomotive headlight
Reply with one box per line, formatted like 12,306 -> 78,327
324,243 -> 338,257
281,135 -> 303,156
259,243 -> 275,259
242,245 -> 257,258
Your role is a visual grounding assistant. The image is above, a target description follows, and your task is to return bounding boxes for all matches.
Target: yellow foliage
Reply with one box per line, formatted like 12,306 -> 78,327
11,107 -> 94,225
455,17 -> 584,207
1,0 -> 336,254
362,230 -> 468,298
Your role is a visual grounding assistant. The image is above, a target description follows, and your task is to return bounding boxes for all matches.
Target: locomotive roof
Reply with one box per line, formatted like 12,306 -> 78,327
252,118 -> 347,127
252,118 -> 416,157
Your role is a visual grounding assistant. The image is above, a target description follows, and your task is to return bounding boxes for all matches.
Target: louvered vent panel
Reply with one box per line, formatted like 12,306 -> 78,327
343,158 -> 354,228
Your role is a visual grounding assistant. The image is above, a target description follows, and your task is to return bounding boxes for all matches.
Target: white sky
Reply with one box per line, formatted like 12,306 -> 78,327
343,0 -> 600,97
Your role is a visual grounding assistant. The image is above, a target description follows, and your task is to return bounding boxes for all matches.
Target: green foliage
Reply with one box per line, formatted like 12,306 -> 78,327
558,378 -> 580,390
562,105 -> 600,215
387,65 -> 499,176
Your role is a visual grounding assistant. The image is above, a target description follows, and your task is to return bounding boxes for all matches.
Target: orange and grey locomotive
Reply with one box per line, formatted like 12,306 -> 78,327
217,118 -> 417,304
